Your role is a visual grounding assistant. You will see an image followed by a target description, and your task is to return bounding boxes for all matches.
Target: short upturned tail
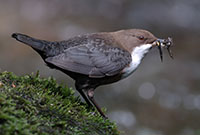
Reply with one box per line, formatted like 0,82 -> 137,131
12,33 -> 49,51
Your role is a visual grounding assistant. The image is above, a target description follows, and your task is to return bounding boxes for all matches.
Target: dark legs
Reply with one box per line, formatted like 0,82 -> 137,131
77,89 -> 93,107
87,89 -> 107,118
76,82 -> 107,118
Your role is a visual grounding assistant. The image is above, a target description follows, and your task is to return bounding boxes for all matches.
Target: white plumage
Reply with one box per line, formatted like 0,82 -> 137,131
122,44 -> 152,78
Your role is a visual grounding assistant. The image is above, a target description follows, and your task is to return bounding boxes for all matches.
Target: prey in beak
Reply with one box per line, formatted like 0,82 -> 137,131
154,37 -> 173,61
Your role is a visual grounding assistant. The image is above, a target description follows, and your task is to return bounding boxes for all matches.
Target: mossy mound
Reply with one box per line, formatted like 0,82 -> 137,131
0,72 -> 119,135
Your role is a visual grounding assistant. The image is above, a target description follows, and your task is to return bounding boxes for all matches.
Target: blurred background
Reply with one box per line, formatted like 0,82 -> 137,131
0,0 -> 200,135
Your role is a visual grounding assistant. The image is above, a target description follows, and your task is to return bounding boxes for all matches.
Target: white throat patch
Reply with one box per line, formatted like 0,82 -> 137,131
122,44 -> 152,78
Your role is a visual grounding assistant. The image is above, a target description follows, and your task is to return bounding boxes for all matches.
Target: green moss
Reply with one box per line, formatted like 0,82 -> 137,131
0,71 -> 119,135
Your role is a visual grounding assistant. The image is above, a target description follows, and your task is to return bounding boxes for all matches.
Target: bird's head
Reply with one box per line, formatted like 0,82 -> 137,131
112,29 -> 173,61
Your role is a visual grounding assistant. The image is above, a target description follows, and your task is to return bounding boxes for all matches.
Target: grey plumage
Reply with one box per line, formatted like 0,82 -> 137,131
46,42 -> 131,78
12,33 -> 131,78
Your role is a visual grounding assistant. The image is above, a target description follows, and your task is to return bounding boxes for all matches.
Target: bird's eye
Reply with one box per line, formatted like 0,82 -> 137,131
138,36 -> 144,40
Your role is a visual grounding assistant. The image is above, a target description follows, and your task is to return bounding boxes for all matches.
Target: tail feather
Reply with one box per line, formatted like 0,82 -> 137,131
12,33 -> 49,51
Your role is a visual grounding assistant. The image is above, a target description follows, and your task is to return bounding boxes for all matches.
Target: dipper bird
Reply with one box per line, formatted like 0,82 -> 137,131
12,29 -> 173,118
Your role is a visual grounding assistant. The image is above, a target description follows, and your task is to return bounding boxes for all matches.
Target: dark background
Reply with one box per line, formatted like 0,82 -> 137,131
0,0 -> 200,135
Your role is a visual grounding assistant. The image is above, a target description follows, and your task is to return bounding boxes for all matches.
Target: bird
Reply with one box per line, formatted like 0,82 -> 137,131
12,29 -> 173,118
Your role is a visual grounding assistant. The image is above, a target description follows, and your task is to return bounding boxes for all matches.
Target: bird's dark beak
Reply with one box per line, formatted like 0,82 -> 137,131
153,37 -> 173,62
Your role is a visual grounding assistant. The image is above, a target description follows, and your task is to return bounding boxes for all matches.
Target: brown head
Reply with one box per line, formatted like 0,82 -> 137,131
111,29 -> 157,51
111,29 -> 173,61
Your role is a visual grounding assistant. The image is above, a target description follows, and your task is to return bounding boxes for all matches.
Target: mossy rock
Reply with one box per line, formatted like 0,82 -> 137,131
0,71 -> 119,135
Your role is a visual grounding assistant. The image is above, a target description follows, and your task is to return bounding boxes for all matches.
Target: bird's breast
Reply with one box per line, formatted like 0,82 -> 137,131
121,44 -> 152,78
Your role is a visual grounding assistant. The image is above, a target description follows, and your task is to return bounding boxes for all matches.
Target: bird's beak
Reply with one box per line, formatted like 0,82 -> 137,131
153,37 -> 173,62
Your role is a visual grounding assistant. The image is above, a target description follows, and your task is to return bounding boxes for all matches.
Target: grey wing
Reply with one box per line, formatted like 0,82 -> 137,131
45,44 -> 131,78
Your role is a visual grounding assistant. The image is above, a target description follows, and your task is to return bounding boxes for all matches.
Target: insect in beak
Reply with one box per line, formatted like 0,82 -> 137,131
166,37 -> 174,59
156,40 -> 163,62
155,37 -> 173,62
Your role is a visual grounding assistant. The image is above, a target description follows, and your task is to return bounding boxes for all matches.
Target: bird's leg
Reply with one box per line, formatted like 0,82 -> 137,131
77,89 -> 93,107
87,89 -> 107,118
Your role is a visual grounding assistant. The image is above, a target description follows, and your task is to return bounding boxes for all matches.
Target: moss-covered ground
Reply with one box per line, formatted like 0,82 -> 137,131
0,71 -> 119,135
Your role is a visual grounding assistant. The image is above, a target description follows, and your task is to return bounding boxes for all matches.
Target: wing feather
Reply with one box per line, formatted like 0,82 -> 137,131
45,42 -> 131,78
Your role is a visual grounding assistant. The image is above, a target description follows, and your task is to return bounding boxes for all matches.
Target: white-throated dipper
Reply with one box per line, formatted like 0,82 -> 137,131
12,29 -> 173,118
